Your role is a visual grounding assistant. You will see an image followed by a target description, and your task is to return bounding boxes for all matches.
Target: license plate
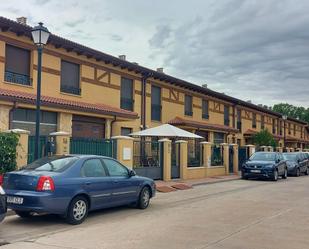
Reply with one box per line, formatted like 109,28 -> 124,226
7,196 -> 24,205
251,169 -> 261,173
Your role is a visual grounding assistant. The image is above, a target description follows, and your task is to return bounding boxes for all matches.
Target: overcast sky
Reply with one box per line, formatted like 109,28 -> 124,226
1,0 -> 309,107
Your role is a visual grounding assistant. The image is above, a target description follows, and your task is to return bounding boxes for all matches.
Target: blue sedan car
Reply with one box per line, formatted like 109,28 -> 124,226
3,155 -> 156,225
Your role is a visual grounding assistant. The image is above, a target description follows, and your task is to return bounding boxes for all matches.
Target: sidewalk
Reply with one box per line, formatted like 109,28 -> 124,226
155,174 -> 240,193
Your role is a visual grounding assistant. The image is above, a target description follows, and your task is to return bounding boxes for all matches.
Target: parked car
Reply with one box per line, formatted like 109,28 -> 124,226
0,185 -> 6,223
3,155 -> 156,225
241,152 -> 288,181
283,152 -> 309,176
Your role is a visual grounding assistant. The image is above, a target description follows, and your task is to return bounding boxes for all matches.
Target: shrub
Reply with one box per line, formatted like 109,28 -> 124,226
253,129 -> 277,147
0,132 -> 19,174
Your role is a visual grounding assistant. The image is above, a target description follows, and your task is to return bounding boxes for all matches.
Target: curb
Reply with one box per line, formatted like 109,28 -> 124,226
190,177 -> 241,187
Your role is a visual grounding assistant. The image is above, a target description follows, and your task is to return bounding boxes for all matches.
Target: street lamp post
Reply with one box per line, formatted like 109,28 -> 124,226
282,115 -> 287,150
31,22 -> 50,160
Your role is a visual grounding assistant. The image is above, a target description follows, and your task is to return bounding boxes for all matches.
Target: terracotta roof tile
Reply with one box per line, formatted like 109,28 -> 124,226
0,88 -> 138,119
168,116 -> 238,133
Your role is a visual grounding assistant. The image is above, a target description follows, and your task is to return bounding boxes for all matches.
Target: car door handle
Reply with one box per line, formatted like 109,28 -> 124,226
113,180 -> 118,184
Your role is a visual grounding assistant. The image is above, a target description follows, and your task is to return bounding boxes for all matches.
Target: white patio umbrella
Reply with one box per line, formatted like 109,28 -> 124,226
129,124 -> 203,139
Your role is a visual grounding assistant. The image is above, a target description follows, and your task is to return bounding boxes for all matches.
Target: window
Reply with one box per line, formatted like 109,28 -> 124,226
184,95 -> 193,116
288,123 -> 291,135
294,124 -> 296,136
120,77 -> 134,111
103,159 -> 128,177
81,159 -> 107,177
61,60 -> 80,95
272,119 -> 276,134
224,105 -> 230,126
5,44 -> 31,85
121,127 -> 132,136
12,108 -> 57,135
151,85 -> 161,121
237,109 -> 242,131
26,156 -> 78,172
202,100 -> 209,119
279,121 -> 283,135
261,115 -> 265,130
214,132 -> 225,144
252,113 -> 256,128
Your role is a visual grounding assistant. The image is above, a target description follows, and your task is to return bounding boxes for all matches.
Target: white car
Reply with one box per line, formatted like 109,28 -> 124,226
0,185 -> 6,222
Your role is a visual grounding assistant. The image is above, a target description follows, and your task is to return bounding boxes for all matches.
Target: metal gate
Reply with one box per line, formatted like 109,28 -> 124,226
70,137 -> 116,158
28,136 -> 48,164
171,142 -> 180,179
238,147 -> 248,170
133,140 -> 162,180
229,145 -> 234,173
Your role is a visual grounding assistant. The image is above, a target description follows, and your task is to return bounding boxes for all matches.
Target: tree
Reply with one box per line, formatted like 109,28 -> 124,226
272,103 -> 309,123
253,129 -> 277,147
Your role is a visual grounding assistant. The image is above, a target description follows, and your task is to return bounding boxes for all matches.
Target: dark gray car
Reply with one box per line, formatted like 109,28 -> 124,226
283,153 -> 309,176
241,152 -> 288,181
0,186 -> 6,222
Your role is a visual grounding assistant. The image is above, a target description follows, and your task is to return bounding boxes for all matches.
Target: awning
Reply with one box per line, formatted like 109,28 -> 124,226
130,124 -> 203,139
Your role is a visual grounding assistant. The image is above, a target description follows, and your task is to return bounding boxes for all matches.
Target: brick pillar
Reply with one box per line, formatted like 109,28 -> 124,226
5,129 -> 30,169
159,138 -> 171,181
50,131 -> 70,155
260,146 -> 267,152
201,142 -> 212,167
230,144 -> 239,174
176,140 -> 188,180
290,147 -> 295,152
246,144 -> 256,156
111,136 -> 134,169
276,147 -> 283,153
268,146 -> 273,152
220,143 -> 229,174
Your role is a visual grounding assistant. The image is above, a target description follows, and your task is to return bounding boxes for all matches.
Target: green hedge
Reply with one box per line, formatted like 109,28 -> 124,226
0,132 -> 19,174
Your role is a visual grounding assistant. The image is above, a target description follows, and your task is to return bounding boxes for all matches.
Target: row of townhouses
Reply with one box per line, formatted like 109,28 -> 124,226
0,16 -> 308,150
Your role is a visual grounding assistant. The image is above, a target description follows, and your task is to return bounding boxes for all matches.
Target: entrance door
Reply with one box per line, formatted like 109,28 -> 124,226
72,115 -> 105,139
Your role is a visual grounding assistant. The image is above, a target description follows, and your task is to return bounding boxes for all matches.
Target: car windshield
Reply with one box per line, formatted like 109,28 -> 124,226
24,156 -> 78,172
283,153 -> 297,162
250,153 -> 276,161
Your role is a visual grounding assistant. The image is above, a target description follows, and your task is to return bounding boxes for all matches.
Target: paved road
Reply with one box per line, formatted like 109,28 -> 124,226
1,176 -> 309,249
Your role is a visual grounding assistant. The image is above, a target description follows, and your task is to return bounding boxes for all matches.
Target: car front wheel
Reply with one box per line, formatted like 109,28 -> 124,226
272,170 -> 278,181
282,168 -> 288,179
66,196 -> 89,225
138,187 -> 151,209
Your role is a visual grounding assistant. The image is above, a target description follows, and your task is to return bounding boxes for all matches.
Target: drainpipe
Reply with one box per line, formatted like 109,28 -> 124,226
110,116 -> 117,138
141,72 -> 153,130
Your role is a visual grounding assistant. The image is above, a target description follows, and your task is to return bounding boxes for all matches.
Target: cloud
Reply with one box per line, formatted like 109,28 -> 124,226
1,0 -> 308,107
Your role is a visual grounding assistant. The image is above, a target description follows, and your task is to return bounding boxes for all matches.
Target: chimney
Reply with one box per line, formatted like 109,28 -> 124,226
157,67 -> 164,73
118,55 -> 126,60
202,84 -> 208,88
16,17 -> 27,25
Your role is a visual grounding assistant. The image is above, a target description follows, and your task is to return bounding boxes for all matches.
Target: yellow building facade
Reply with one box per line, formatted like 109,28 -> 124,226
0,16 -> 308,150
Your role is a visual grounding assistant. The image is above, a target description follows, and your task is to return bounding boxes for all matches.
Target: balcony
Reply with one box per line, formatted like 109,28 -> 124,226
121,97 -> 134,111
5,70 -> 31,86
60,85 -> 81,95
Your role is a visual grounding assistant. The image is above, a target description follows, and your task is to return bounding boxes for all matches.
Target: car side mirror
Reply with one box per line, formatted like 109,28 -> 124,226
129,169 -> 136,177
